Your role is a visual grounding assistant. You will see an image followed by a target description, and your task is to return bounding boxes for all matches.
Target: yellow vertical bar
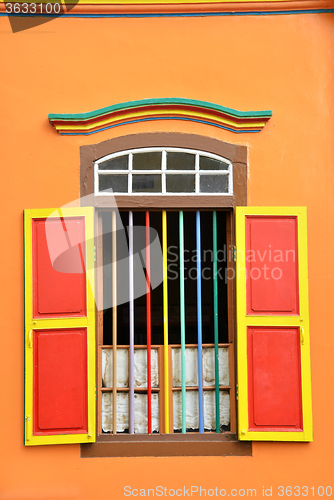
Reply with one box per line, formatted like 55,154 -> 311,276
162,211 -> 169,433
112,210 -> 117,435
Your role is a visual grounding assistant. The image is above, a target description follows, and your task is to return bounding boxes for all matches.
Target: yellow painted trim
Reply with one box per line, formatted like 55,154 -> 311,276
236,207 -> 312,442
57,110 -> 266,132
238,431 -> 311,442
24,208 -> 96,446
162,211 -> 169,434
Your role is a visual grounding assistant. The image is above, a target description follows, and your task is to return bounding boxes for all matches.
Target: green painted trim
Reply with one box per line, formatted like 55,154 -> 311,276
49,98 -> 272,122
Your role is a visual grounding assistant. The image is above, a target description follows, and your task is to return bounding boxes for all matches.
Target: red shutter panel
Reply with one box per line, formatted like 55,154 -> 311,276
247,327 -> 303,431
33,217 -> 87,317
236,207 -> 312,441
245,216 -> 299,315
24,208 -> 95,446
34,329 -> 88,435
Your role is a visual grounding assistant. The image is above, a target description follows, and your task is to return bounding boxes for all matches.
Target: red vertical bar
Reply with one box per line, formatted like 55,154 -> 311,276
146,211 -> 152,434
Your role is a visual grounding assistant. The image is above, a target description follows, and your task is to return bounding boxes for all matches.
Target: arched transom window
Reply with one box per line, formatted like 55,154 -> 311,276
95,148 -> 233,195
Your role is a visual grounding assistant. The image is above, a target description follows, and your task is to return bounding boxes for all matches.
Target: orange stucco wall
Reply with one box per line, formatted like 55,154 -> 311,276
1,10 -> 334,500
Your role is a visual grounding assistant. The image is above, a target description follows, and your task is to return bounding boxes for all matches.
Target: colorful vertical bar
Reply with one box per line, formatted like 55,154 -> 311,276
179,211 -> 186,434
112,210 -> 117,435
129,211 -> 134,434
196,211 -> 204,433
213,211 -> 220,433
146,211 -> 152,434
162,211 -> 169,433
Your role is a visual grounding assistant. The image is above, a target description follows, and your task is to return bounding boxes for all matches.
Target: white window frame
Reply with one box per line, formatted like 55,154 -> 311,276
94,147 -> 233,196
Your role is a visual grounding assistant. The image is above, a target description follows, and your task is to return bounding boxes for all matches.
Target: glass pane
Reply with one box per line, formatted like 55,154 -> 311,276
99,174 -> 128,193
200,156 -> 229,171
172,347 -> 198,387
203,390 -> 230,431
173,390 -> 199,432
167,152 -> 195,170
134,393 -> 159,433
166,174 -> 195,193
133,348 -> 159,388
173,389 -> 230,433
219,390 -> 231,431
132,151 -> 162,170
200,175 -> 228,193
102,392 -> 129,433
102,348 -> 129,388
132,174 -> 162,193
98,155 -> 128,170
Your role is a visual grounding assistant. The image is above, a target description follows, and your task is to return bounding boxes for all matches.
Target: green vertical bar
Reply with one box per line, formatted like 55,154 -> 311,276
213,211 -> 220,433
179,211 -> 186,434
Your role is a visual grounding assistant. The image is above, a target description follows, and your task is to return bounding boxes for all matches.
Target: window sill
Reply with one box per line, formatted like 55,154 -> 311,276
81,434 -> 252,457
86,194 -> 234,209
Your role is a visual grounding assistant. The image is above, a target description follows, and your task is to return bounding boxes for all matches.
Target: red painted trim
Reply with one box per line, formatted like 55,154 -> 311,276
1,0 -> 332,14
46,0 -> 334,15
55,117 -> 261,135
51,104 -> 270,128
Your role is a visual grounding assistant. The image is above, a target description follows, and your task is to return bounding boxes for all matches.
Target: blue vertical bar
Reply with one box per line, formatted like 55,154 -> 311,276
196,211 -> 203,434
213,211 -> 220,433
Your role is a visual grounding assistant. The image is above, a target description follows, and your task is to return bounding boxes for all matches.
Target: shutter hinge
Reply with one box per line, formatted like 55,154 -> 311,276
28,330 -> 32,348
236,383 -> 238,400
25,415 -> 31,441
232,246 -> 237,262
300,326 -> 305,345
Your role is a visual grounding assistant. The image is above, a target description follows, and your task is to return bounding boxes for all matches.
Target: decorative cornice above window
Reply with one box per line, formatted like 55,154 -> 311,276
49,98 -> 272,136
2,0 -> 331,17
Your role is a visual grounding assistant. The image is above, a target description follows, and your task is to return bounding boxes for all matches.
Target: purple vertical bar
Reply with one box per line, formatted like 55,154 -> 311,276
129,211 -> 134,434
196,210 -> 204,433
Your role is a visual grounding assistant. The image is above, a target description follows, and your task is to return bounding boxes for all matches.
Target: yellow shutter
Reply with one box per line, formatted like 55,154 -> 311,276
236,207 -> 312,441
24,208 -> 95,445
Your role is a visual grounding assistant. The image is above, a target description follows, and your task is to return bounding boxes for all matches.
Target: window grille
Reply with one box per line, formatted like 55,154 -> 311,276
99,210 -> 233,434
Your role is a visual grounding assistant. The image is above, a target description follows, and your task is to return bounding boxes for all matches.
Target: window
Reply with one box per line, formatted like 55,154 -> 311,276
95,148 -> 235,436
24,133 -> 312,455
95,148 -> 232,195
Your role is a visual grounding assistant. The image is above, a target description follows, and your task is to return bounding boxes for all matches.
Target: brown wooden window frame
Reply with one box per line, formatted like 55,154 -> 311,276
80,132 -> 250,457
